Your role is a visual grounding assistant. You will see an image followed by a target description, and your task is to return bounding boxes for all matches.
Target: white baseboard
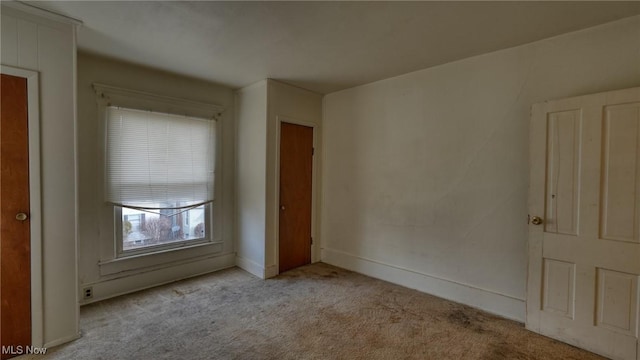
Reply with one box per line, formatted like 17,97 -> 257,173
235,257 -> 278,279
44,332 -> 81,348
322,248 -> 525,322
236,255 -> 266,279
264,264 -> 278,278
81,253 -> 236,305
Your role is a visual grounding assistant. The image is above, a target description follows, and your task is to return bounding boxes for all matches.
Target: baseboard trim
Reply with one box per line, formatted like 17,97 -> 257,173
236,255 -> 265,279
81,253 -> 236,305
264,264 -> 278,279
44,333 -> 81,348
322,248 -> 525,322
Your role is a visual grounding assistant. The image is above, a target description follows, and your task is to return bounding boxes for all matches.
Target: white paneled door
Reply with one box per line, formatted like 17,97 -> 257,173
528,86 -> 640,360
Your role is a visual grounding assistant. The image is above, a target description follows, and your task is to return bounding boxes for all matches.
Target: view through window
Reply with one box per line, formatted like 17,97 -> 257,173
121,203 -> 207,251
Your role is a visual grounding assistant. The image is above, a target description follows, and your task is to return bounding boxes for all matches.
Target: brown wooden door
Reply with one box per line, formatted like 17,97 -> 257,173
279,122 -> 313,273
1,73 -> 31,359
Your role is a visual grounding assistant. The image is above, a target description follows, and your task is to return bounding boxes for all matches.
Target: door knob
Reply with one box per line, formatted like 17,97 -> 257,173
530,216 -> 543,225
15,212 -> 28,221
280,206 -> 286,211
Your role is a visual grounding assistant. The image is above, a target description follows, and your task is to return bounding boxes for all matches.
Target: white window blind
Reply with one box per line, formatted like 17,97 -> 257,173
105,106 -> 215,209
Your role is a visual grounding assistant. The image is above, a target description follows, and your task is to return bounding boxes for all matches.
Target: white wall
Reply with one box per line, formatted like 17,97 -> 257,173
1,5 -> 78,347
235,80 -> 268,277
321,15 -> 640,322
77,52 -> 236,303
235,79 -> 322,278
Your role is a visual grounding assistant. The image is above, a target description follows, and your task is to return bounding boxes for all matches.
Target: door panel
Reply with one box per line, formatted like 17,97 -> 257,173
528,87 -> 640,360
0,73 -> 31,358
545,109 -> 581,235
596,268 -> 637,336
542,258 -> 575,318
601,103 -> 640,243
279,122 -> 313,273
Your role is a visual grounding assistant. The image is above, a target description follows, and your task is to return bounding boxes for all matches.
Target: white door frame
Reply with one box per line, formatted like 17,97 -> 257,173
1,65 -> 43,347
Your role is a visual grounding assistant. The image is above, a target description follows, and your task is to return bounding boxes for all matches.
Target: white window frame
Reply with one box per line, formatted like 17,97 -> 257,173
94,84 -> 225,274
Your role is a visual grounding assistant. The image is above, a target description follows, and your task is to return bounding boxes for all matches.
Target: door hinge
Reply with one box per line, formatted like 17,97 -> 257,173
312,147 -> 315,156
311,237 -> 313,245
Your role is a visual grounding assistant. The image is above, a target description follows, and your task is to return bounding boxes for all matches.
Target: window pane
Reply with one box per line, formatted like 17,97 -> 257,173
122,204 -> 207,251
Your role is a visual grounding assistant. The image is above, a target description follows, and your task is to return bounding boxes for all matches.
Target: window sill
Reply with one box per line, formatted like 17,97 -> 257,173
99,240 -> 223,277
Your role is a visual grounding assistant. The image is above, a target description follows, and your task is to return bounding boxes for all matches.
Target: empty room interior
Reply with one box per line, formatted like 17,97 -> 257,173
2,1 -> 640,359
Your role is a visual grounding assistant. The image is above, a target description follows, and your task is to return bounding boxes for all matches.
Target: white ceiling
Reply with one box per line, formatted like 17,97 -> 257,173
29,1 -> 640,94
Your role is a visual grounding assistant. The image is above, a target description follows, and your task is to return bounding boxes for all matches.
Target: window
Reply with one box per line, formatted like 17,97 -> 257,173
121,204 -> 206,251
105,105 -> 216,256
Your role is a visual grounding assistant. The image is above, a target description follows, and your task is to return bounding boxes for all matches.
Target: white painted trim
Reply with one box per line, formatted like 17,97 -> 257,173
71,27 -> 81,347
82,253 -> 236,305
2,1 -> 83,26
93,83 -> 225,120
264,264 -> 278,279
1,65 -> 44,347
236,255 -> 266,279
232,91 -> 240,258
44,333 -> 81,349
99,242 -> 224,277
322,248 -> 526,322
274,116 -> 319,274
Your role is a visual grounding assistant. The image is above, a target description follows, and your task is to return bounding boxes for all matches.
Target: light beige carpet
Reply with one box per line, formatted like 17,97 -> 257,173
26,263 -> 603,360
